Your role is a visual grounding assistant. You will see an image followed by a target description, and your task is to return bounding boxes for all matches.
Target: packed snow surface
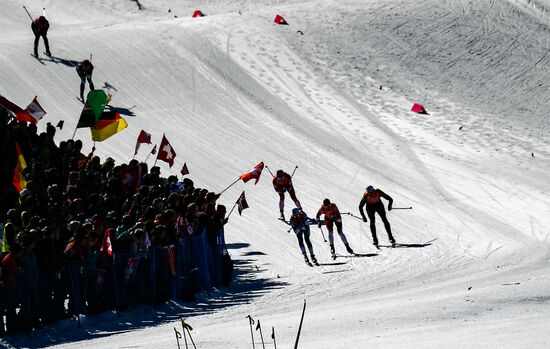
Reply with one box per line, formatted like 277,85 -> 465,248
1,0 -> 550,347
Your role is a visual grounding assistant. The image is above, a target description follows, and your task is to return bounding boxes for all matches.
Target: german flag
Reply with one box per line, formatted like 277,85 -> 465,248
90,111 -> 128,142
12,143 -> 27,192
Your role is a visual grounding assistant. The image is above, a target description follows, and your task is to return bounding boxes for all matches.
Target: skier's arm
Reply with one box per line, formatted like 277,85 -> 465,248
379,190 -> 393,210
333,205 -> 342,220
359,197 -> 367,221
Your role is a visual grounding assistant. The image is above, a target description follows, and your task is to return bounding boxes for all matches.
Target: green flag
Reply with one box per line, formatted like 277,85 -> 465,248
76,90 -> 109,128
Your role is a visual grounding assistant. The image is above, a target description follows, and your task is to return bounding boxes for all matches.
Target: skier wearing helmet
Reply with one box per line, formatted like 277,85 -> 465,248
272,169 -> 301,220
289,207 -> 319,266
359,185 -> 395,247
316,198 -> 354,259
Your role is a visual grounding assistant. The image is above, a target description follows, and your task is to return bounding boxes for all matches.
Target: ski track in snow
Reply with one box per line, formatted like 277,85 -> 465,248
1,0 -> 550,348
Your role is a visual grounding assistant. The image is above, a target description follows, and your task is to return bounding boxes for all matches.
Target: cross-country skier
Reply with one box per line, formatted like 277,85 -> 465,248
273,169 -> 301,220
31,16 -> 50,57
289,207 -> 318,266
316,198 -> 353,259
76,60 -> 95,101
359,185 -> 395,247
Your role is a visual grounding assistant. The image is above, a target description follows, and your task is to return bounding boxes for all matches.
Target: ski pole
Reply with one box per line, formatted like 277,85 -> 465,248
23,6 -> 33,21
246,315 -> 256,349
343,212 -> 363,220
318,226 -> 327,243
392,207 -> 413,210
265,165 -> 275,177
290,165 -> 298,178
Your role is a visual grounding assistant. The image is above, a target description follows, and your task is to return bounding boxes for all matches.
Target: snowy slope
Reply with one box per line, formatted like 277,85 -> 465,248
1,0 -> 550,348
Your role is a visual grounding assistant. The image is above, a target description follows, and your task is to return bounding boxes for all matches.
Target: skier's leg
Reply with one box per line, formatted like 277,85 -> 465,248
87,76 -> 95,91
296,232 -> 306,254
278,192 -> 285,218
43,35 -> 50,55
34,35 -> 40,56
288,188 -> 301,208
335,221 -> 349,245
80,76 -> 86,100
326,221 -> 335,245
304,229 -> 314,256
367,208 -> 378,244
377,206 -> 394,243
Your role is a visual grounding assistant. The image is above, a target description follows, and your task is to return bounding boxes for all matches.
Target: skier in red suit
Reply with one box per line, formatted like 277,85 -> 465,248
273,169 -> 301,220
316,198 -> 354,259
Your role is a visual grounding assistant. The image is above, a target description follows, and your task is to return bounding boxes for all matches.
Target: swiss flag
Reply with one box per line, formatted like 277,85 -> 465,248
156,134 -> 176,167
100,229 -> 113,256
239,162 -> 264,184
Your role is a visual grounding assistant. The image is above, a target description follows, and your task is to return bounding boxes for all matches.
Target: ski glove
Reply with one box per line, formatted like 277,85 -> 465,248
317,222 -> 322,228
362,216 -> 367,222
388,204 -> 392,211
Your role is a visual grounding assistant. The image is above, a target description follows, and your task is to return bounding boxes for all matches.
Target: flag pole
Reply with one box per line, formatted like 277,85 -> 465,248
227,200 -> 239,219
219,178 -> 239,195
144,145 -> 154,163
71,125 -> 78,140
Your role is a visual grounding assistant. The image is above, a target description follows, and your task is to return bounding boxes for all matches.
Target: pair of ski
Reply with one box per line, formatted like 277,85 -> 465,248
31,51 -> 51,59
304,255 -> 319,267
373,242 -> 397,250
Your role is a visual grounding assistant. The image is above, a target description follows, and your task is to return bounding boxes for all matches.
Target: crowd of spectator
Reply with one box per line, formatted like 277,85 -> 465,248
0,109 -> 233,336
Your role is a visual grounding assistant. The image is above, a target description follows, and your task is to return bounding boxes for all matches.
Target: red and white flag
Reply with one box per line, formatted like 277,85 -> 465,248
239,162 -> 264,184
100,229 -> 113,256
134,130 -> 152,156
24,96 -> 47,122
237,191 -> 249,215
163,245 -> 176,276
180,162 -> 189,176
156,134 -> 176,167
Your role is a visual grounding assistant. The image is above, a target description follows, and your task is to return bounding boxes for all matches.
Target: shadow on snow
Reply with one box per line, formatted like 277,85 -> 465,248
1,258 -> 287,348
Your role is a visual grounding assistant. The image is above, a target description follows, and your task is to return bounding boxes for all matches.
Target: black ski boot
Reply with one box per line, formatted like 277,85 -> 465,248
279,211 -> 285,221
311,255 -> 319,266
330,244 -> 336,260
303,252 -> 312,267
390,238 -> 396,248
345,244 -> 354,255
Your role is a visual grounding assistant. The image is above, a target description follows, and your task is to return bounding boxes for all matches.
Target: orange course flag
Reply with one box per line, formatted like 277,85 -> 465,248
12,143 -> 27,192
239,162 -> 264,184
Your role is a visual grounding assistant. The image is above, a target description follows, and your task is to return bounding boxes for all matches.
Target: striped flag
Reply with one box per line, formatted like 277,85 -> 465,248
12,143 -> 27,192
239,162 -> 264,184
